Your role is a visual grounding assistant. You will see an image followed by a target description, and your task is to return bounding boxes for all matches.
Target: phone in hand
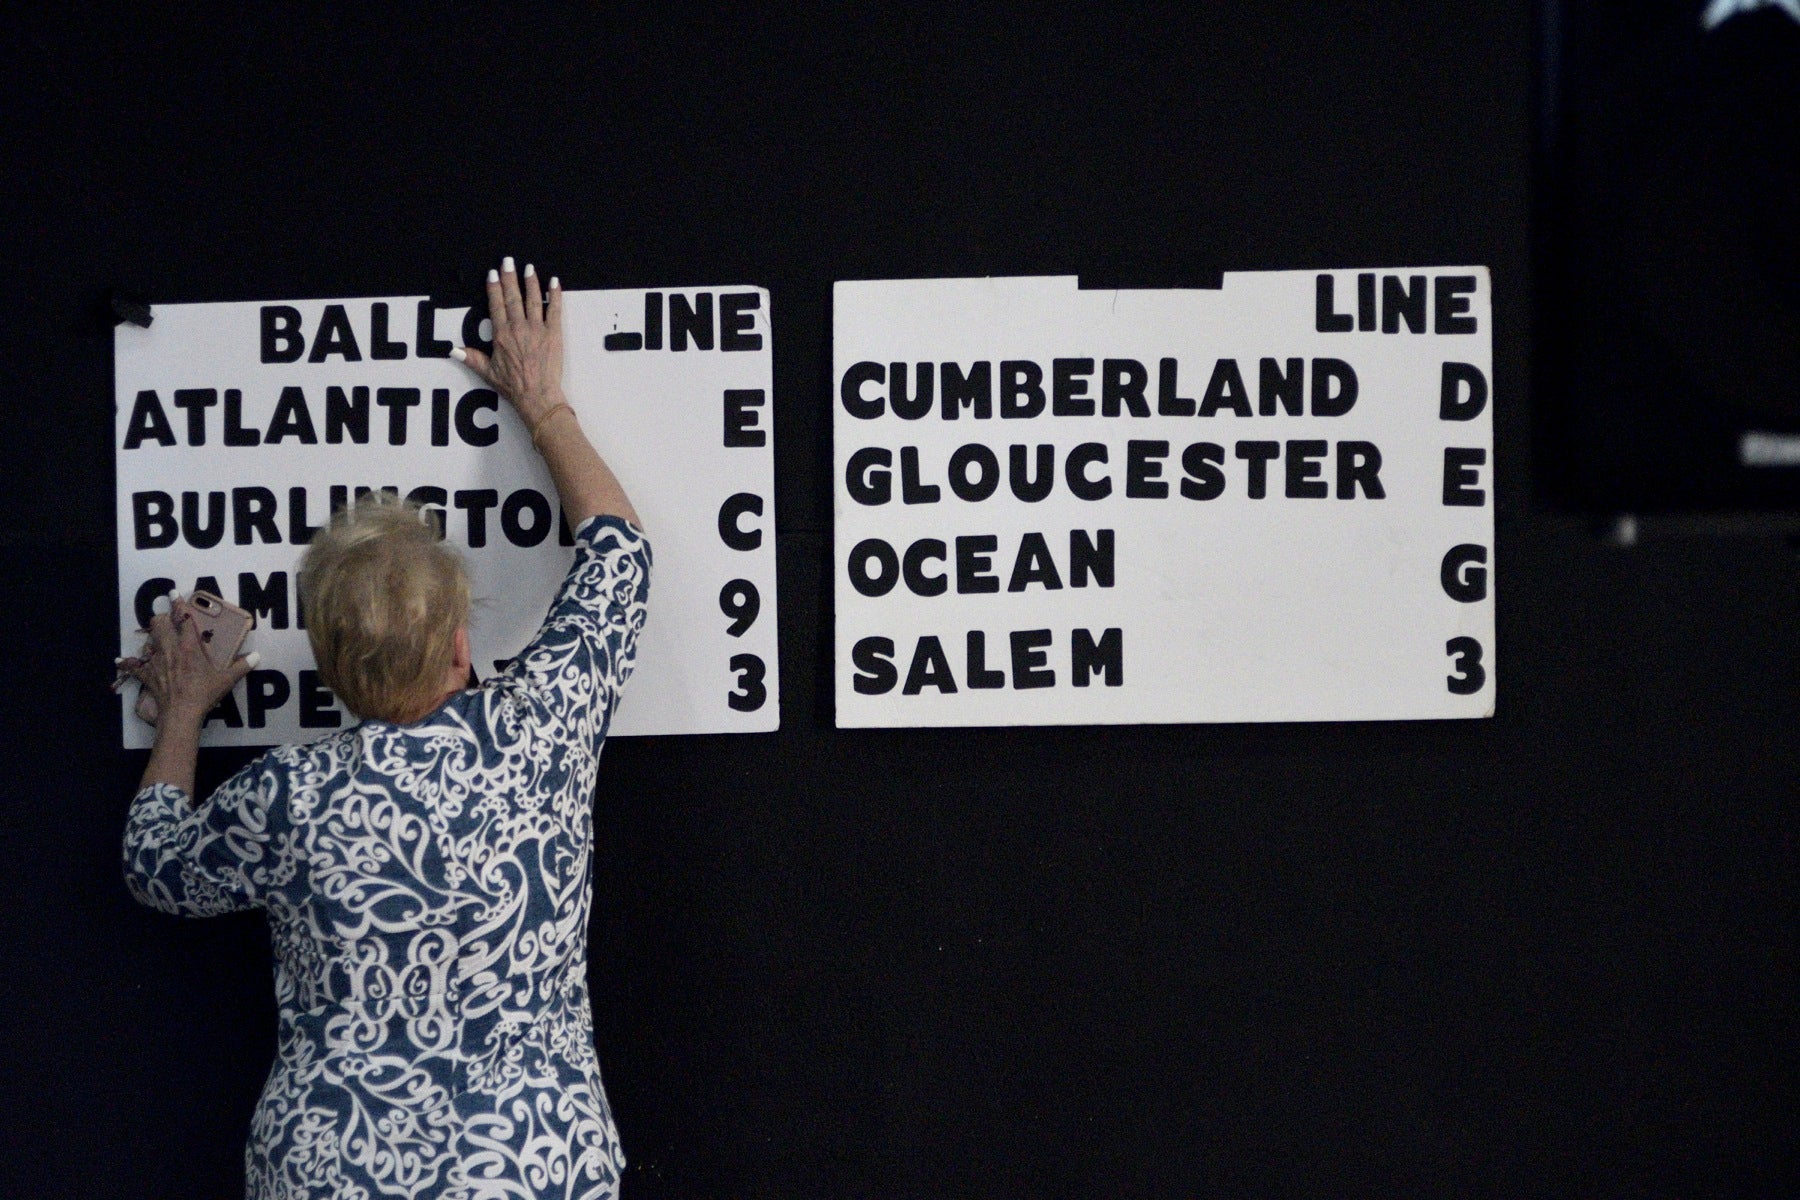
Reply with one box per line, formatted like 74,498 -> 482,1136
132,591 -> 258,724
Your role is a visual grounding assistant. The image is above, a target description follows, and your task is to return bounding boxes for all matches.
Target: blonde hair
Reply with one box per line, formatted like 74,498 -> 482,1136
298,494 -> 471,723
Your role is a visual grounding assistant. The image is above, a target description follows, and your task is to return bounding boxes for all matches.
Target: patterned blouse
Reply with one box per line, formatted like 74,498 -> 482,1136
124,516 -> 651,1200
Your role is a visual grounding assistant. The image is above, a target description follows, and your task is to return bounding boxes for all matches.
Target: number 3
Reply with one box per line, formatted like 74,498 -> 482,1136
1445,636 -> 1485,695
728,653 -> 767,711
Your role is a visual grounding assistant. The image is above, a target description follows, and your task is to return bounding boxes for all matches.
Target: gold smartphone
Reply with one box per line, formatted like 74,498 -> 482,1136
133,592 -> 258,724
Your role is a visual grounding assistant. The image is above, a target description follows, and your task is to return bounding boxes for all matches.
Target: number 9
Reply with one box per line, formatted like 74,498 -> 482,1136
719,579 -> 760,637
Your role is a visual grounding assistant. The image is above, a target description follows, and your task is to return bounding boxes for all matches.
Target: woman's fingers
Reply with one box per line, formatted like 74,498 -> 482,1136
148,610 -> 178,656
548,275 -> 563,332
452,345 -> 491,378
485,267 -> 507,334
499,256 -> 526,326
522,263 -> 543,325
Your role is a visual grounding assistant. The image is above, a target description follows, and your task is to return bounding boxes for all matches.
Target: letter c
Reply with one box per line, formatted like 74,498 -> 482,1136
718,492 -> 764,551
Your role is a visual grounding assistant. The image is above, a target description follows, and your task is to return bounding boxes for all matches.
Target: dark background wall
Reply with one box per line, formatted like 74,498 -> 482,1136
2,5 -> 1794,1197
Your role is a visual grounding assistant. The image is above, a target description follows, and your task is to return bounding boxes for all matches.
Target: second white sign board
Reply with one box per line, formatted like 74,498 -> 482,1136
833,271 -> 1494,727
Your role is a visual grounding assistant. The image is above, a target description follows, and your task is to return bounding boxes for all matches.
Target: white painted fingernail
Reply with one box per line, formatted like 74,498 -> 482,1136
502,256 -> 515,273
114,656 -> 126,665
487,269 -> 499,284
245,652 -> 262,669
450,347 -> 467,362
151,596 -> 169,614
523,263 -> 535,279
550,276 -> 560,290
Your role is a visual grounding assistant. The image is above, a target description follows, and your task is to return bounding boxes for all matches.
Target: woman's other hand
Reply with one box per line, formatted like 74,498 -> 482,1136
130,597 -> 258,726
453,257 -> 566,430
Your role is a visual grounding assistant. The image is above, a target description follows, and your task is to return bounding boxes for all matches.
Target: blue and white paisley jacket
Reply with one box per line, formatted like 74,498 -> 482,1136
124,516 -> 650,1200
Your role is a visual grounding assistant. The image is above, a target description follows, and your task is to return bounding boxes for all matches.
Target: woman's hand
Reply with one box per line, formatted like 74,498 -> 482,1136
452,257 -> 566,430
128,598 -> 257,728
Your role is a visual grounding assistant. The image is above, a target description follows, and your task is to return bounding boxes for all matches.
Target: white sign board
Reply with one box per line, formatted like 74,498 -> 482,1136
116,287 -> 778,747
833,272 -> 1494,727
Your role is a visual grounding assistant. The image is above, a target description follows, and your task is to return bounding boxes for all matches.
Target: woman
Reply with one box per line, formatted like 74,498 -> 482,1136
121,259 -> 648,1199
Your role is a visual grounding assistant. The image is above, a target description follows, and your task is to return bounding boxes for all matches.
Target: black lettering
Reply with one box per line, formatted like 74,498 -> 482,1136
237,571 -> 289,630
430,389 -> 450,446
181,491 -> 226,549
1126,440 -> 1170,498
1000,361 -> 1046,419
1443,448 -> 1487,506
1069,529 -> 1114,588
369,302 -> 407,359
889,363 -> 934,420
307,304 -> 362,362
1052,358 -> 1095,416
1358,272 -> 1377,331
1258,357 -> 1304,416
1434,275 -> 1478,334
851,637 -> 898,695
1066,443 -> 1112,500
1311,359 -> 1358,416
846,447 -> 892,505
727,653 -> 767,711
415,300 -> 453,358
501,489 -> 553,547
461,304 -> 492,354
172,389 -> 217,446
902,539 -> 948,596
718,492 -> 764,550
1440,363 -> 1488,421
719,579 -> 760,636
1315,274 -> 1353,332
1382,275 -> 1427,333
222,389 -> 259,447
720,291 -> 762,351
900,446 -> 940,504
669,292 -> 714,351
455,389 -> 499,447
261,305 -> 305,363
849,538 -> 899,597
1011,629 -> 1055,689
955,535 -> 999,594
1441,544 -> 1489,602
266,387 -> 318,444
1446,636 -> 1486,694
1101,358 -> 1150,417
454,489 -> 500,547
376,387 -> 421,445
1071,627 -> 1123,687
941,362 -> 992,419
246,669 -> 291,727
841,362 -> 885,418
723,388 -> 766,447
325,386 -> 370,444
1008,532 -> 1063,592
1158,357 -> 1195,416
966,632 -> 1005,689
288,487 -> 323,545
1337,442 -> 1385,499
1009,444 -> 1054,502
903,637 -> 957,695
644,292 -> 663,350
948,444 -> 1000,502
232,488 -> 281,545
123,390 -> 176,449
1236,441 -> 1280,498
1285,440 -> 1329,498
1180,442 -> 1227,500
1198,360 -> 1251,417
298,669 -> 343,728
133,492 -> 177,550
203,689 -> 244,729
